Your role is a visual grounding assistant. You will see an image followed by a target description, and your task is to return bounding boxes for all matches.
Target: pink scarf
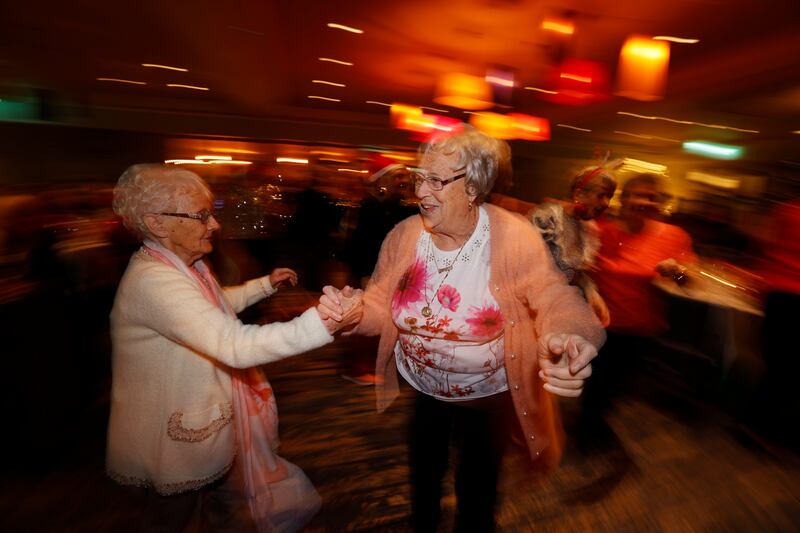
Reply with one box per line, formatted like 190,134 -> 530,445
143,241 -> 287,532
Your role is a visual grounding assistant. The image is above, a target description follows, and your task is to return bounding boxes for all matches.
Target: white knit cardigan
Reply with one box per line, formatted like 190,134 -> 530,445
106,250 -> 333,494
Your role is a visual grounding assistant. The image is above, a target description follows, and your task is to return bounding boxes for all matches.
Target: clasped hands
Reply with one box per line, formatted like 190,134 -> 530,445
537,333 -> 597,398
317,285 -> 364,334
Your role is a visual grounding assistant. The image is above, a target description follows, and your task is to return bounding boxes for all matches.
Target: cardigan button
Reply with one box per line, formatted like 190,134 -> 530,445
510,320 -> 515,326
530,435 -> 536,441
522,410 -> 528,416
495,286 -> 500,292
510,353 -> 516,360
513,384 -> 519,390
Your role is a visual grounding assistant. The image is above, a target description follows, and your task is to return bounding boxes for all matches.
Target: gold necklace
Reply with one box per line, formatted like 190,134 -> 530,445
421,223 -> 475,318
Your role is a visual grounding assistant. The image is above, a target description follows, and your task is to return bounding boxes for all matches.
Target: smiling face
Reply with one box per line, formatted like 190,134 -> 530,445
161,188 -> 220,265
574,180 -> 616,220
415,150 -> 475,238
621,181 -> 661,221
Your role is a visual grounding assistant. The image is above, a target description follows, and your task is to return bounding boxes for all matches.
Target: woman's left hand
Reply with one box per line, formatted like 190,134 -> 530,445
537,333 -> 597,397
269,267 -> 298,288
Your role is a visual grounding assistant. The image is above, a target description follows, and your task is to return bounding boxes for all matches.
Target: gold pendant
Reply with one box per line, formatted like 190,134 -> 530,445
421,306 -> 432,318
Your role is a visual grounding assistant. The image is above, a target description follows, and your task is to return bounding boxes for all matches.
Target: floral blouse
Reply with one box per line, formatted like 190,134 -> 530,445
392,206 -> 507,401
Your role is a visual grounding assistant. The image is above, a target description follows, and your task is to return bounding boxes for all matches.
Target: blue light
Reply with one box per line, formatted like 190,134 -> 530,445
682,141 -> 743,160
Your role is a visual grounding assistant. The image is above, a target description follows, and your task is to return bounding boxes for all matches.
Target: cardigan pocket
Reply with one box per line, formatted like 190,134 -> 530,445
167,402 -> 234,443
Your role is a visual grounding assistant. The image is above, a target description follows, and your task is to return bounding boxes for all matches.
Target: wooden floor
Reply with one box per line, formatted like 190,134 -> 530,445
2,288 -> 798,532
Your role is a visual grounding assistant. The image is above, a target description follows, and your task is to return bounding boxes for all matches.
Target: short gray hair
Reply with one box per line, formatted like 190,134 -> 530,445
419,125 -> 511,203
112,164 -> 212,241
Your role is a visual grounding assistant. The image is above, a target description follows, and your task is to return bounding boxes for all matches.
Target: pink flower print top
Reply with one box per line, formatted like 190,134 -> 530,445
392,206 -> 507,401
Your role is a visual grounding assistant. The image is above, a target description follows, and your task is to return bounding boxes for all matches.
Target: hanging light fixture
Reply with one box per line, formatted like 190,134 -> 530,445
616,35 -> 670,101
433,73 -> 493,110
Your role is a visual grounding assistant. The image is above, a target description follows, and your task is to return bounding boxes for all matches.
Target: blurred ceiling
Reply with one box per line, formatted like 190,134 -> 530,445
2,0 -> 799,156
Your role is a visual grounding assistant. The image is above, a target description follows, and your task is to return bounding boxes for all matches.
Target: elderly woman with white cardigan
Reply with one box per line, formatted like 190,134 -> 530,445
107,164 -> 361,532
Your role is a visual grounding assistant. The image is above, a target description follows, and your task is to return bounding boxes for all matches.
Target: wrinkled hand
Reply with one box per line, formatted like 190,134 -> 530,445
537,333 -> 597,397
269,267 -> 298,288
317,285 -> 364,334
655,258 -> 682,278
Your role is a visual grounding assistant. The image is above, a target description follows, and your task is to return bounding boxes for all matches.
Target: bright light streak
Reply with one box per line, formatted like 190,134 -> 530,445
166,84 -> 209,91
165,159 -> 210,164
653,36 -> 699,44
615,131 -> 681,143
485,75 -> 515,88
621,157 -> 668,174
327,23 -> 363,34
541,18 -> 574,35
366,100 -> 392,107
209,160 -> 252,165
142,63 -> 188,72
420,106 -> 449,113
319,158 -> 350,163
683,141 -> 743,159
524,86 -> 558,94
310,150 -> 346,156
308,95 -> 341,102
318,57 -> 354,66
699,270 -> 738,289
195,155 -> 232,161
337,168 -> 369,173
97,78 -> 146,85
560,73 -> 592,83
617,111 -> 759,133
276,157 -> 309,164
312,80 -> 346,87
556,124 -> 591,132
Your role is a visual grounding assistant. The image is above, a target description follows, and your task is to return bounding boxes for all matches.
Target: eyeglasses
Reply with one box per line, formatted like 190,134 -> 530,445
158,209 -> 216,224
411,169 -> 466,191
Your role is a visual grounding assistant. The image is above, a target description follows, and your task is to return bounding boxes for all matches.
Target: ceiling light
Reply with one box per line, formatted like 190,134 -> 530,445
617,111 -> 759,133
208,160 -> 252,165
312,80 -> 346,87
195,155 -> 232,161
616,35 -> 670,101
683,141 -> 743,159
485,75 -> 515,88
276,157 -> 309,164
433,73 -> 493,110
327,23 -> 364,34
524,86 -> 558,95
560,73 -> 592,83
310,150 -> 346,156
366,100 -> 392,107
96,78 -> 146,85
318,57 -> 353,66
308,95 -> 341,102
556,124 -> 591,132
653,36 -> 699,44
142,63 -> 188,72
337,168 -> 368,173
541,17 -> 574,35
166,84 -> 209,91
621,158 -> 668,174
614,131 -> 681,143
165,159 -> 210,164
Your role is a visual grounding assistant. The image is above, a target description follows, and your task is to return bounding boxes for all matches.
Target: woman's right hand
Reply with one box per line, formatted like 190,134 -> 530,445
317,285 -> 364,334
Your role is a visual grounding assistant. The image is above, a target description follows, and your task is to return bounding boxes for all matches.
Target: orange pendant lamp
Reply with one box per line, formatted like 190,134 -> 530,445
616,35 -> 670,101
434,73 -> 494,110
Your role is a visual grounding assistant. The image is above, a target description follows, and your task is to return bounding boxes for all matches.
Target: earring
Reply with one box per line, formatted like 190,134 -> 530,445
468,201 -> 473,211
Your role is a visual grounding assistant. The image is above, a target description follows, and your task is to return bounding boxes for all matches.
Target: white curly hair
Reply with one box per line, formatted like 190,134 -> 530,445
112,164 -> 212,241
418,124 -> 511,203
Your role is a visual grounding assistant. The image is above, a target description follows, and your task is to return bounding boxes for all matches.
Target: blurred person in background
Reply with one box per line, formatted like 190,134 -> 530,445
341,159 -> 417,385
583,173 -> 697,452
754,197 -> 800,446
107,164 -> 362,532
531,161 -> 620,327
320,126 -> 604,532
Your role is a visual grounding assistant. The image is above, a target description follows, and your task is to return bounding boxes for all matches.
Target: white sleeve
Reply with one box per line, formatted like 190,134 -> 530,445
223,276 -> 275,313
129,266 -> 332,368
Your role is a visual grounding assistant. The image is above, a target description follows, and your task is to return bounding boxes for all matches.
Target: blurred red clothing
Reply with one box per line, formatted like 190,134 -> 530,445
758,200 -> 800,295
593,218 -> 697,336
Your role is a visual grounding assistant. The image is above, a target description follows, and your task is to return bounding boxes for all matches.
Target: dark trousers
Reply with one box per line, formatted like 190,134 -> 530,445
575,331 -> 649,451
757,291 -> 800,444
407,390 -> 514,533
